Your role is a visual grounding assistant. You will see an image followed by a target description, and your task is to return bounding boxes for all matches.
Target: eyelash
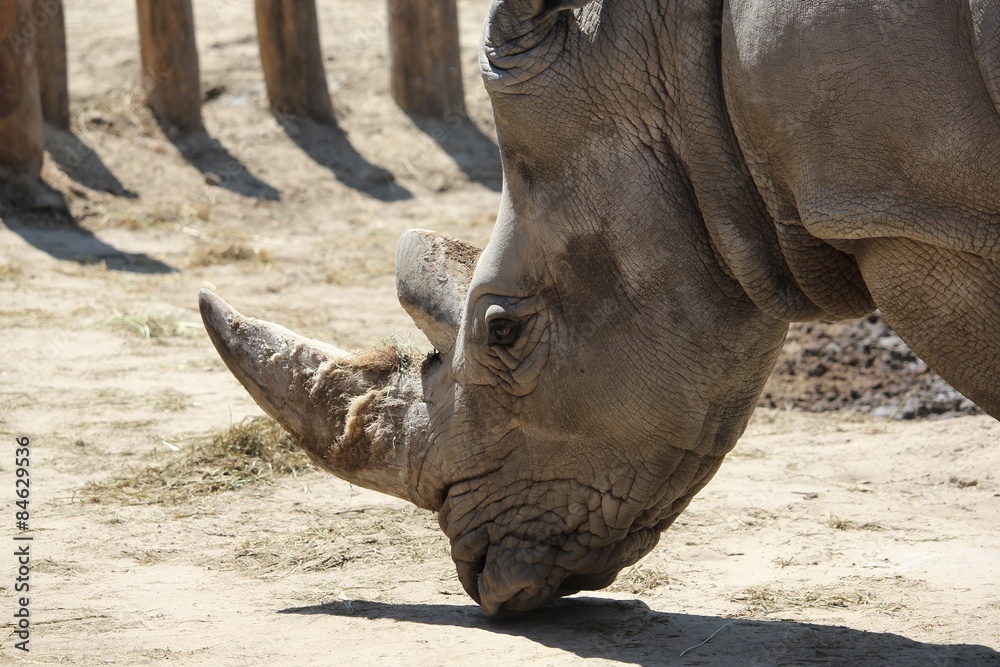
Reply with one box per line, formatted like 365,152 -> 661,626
488,319 -> 519,346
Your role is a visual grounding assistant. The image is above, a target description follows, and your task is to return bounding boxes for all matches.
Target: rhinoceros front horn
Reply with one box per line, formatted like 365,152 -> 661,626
395,230 -> 481,354
199,289 -> 427,504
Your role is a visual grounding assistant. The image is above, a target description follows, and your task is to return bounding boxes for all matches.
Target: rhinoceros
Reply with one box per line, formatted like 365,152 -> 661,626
200,0 -> 1000,615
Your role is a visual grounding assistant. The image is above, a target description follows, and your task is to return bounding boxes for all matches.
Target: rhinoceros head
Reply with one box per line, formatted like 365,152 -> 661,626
201,0 -> 790,615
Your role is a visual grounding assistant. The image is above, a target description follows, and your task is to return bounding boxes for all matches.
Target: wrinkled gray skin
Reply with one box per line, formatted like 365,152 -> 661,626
201,0 -> 1000,616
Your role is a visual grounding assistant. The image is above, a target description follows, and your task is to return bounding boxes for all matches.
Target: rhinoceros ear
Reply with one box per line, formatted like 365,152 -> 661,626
396,230 -> 481,354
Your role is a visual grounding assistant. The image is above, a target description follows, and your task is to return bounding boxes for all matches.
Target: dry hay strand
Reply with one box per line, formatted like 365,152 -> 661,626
232,506 -> 447,576
119,547 -> 182,565
727,446 -> 768,460
324,254 -> 396,285
322,230 -> 397,285
826,513 -> 886,531
0,261 -> 24,280
101,309 -> 202,340
78,388 -> 191,412
731,582 -> 903,619
153,389 -> 191,412
94,209 -> 174,231
86,202 -> 209,231
609,564 -> 671,594
190,242 -> 271,268
81,417 -> 313,505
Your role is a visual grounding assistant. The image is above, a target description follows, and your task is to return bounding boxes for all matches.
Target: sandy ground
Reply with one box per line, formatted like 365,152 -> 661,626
1,2 -> 998,665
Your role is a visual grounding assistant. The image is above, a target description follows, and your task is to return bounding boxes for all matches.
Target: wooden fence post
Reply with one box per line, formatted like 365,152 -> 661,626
136,0 -> 202,132
255,0 -> 335,124
34,0 -> 69,130
388,0 -> 465,117
0,0 -> 44,178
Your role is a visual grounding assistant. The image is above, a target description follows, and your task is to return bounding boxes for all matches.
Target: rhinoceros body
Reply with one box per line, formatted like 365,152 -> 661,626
201,0 -> 1000,615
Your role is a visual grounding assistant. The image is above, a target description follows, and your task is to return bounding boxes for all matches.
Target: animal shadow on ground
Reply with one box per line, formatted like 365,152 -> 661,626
0,191 -> 176,274
167,128 -> 281,201
281,597 -> 1000,667
277,116 -> 413,202
44,126 -> 138,198
406,113 -> 502,191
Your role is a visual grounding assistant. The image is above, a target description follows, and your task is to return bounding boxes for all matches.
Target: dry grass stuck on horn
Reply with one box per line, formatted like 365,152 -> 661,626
81,417 -> 314,505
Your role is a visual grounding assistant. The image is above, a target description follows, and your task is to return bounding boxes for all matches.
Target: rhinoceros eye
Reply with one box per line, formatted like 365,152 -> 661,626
488,319 -> 519,346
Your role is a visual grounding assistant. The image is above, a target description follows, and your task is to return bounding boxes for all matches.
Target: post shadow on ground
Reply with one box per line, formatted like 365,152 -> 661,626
406,112 -> 503,192
44,126 -> 138,198
166,127 -> 281,201
277,115 -> 413,202
280,597 -> 1000,667
0,183 -> 176,274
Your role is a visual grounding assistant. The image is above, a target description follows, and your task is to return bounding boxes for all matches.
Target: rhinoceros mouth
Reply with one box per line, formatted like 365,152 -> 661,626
451,526 -> 660,616
453,541 -> 572,615
559,570 -> 620,593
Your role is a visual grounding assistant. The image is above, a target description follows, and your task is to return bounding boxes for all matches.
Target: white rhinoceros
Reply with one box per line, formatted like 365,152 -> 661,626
200,0 -> 1000,615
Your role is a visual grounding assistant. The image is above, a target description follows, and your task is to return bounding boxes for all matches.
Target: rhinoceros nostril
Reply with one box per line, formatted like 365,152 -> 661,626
471,552 -> 486,580
454,550 -> 487,604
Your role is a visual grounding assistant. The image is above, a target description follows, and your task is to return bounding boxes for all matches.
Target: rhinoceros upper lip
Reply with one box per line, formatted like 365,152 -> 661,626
559,570 -> 618,595
453,539 -> 624,615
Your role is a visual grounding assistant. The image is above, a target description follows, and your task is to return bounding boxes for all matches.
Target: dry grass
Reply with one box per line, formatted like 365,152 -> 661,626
321,231 -> 398,284
120,548 -> 181,565
81,417 -> 313,505
190,242 -> 271,267
728,446 -> 767,460
154,389 -> 191,412
91,202 -> 210,231
180,202 -> 213,223
773,555 -> 796,568
733,508 -> 777,528
32,558 -> 80,576
69,389 -> 191,415
0,261 -> 24,280
826,514 -> 886,531
609,564 -> 671,594
234,525 -> 368,575
731,583 -> 901,618
325,257 -> 395,284
101,310 -> 202,340
232,505 -> 446,576
96,210 -> 173,231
